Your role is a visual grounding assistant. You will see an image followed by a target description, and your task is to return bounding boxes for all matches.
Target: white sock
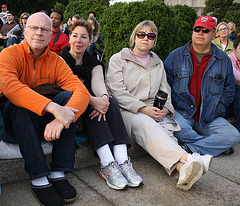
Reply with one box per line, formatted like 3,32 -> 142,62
96,144 -> 115,167
113,144 -> 128,165
31,176 -> 49,186
48,171 -> 65,179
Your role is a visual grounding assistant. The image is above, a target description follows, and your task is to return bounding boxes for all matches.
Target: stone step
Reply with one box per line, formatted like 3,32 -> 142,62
0,117 -> 236,185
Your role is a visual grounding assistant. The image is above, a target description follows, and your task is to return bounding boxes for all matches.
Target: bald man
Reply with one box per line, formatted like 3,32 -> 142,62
0,12 -> 90,205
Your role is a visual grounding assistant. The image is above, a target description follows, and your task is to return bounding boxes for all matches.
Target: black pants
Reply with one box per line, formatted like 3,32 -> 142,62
1,91 -> 77,180
84,97 -> 131,157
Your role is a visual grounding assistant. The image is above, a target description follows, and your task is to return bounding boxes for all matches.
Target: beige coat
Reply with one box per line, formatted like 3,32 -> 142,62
107,48 -> 180,137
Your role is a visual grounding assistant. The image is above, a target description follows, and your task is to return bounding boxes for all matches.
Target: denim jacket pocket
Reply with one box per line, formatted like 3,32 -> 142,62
209,74 -> 224,96
173,70 -> 189,93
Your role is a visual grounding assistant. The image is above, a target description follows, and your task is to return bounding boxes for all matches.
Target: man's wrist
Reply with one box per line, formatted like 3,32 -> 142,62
44,101 -> 59,115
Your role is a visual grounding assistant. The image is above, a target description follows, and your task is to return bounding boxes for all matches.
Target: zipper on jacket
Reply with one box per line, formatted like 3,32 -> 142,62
31,59 -> 36,87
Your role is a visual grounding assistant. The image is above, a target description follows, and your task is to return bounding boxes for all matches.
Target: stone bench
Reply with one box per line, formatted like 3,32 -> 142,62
0,135 -> 145,185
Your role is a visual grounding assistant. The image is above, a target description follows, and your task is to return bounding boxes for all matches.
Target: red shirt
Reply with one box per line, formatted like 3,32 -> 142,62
48,28 -> 69,54
189,48 -> 212,121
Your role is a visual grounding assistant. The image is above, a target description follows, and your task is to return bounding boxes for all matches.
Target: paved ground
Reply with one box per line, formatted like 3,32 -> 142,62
0,143 -> 240,206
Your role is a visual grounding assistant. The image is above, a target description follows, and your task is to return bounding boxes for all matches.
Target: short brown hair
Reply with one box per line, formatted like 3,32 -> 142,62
129,20 -> 158,49
69,20 -> 93,40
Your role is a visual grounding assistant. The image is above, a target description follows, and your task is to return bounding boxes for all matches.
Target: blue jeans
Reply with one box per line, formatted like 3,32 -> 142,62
1,91 -> 77,180
6,36 -> 20,47
174,111 -> 240,156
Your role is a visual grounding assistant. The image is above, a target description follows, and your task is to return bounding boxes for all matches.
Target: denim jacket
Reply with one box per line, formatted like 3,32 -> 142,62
164,41 -> 235,128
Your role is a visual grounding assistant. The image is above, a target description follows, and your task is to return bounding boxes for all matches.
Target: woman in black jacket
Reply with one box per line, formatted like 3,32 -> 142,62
59,20 -> 142,190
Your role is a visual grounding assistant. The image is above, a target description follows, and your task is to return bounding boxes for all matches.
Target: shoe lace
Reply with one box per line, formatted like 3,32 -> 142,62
108,162 -> 122,177
121,160 -> 134,174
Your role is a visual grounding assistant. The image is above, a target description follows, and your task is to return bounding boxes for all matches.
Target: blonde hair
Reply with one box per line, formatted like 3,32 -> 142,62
228,22 -> 236,31
20,12 -> 29,24
129,20 -> 158,49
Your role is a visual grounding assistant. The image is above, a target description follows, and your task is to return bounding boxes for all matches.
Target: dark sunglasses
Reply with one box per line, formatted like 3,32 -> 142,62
136,32 -> 156,40
193,27 -> 211,33
22,17 -> 28,19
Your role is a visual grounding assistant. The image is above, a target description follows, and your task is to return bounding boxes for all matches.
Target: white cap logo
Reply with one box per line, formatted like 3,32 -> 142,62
201,17 -> 208,22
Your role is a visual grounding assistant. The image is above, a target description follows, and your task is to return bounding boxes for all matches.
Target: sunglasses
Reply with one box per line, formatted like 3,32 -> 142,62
22,17 -> 28,19
136,32 -> 156,40
193,27 -> 211,33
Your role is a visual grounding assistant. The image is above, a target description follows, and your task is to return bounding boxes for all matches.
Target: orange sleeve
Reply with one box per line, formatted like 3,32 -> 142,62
0,43 -> 90,118
0,45 -> 52,116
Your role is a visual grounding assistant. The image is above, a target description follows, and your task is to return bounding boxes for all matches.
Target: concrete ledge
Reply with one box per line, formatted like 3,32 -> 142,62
0,141 -> 146,184
0,117 -> 236,184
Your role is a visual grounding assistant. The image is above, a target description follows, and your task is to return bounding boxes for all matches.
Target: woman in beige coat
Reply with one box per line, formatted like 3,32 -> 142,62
107,20 -> 212,190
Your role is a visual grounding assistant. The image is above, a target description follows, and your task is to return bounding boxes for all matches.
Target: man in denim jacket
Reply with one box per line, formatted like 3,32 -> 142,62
164,16 -> 240,156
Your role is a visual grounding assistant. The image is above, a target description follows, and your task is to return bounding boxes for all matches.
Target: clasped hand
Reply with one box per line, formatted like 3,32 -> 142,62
89,96 -> 109,121
139,106 -> 168,122
43,102 -> 79,141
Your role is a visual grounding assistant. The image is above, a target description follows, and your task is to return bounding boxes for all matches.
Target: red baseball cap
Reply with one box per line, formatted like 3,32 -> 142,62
1,4 -> 7,8
193,16 -> 217,30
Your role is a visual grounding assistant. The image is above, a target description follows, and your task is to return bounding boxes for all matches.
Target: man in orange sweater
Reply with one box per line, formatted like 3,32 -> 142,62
0,12 -> 90,206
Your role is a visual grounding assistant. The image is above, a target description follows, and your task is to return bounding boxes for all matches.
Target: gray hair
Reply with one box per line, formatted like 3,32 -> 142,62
216,22 -> 229,32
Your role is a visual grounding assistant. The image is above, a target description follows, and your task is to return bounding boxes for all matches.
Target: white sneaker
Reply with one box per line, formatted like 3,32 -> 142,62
188,153 -> 213,174
99,161 -> 128,190
177,160 -> 203,190
119,158 -> 143,187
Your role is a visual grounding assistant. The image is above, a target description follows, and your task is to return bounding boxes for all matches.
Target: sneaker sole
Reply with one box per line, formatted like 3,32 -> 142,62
99,171 -> 128,190
64,196 -> 77,203
128,181 -> 144,188
177,161 -> 203,190
202,155 -> 213,175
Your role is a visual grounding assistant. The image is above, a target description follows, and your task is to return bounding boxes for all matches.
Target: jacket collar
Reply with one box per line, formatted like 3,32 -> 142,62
213,36 -> 233,50
120,48 -> 161,68
52,28 -> 60,34
22,39 -> 50,58
182,40 -> 224,60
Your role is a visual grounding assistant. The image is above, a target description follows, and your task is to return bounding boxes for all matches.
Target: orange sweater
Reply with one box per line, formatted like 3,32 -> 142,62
0,39 -> 90,120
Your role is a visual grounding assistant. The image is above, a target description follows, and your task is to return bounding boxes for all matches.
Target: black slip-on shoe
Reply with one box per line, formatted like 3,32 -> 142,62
49,177 -> 77,203
31,183 -> 65,206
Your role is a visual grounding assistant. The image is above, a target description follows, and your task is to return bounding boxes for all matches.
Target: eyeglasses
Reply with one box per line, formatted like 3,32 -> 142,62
22,17 -> 28,20
26,25 -> 51,33
136,32 -> 156,40
193,27 -> 211,33
219,28 -> 228,32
